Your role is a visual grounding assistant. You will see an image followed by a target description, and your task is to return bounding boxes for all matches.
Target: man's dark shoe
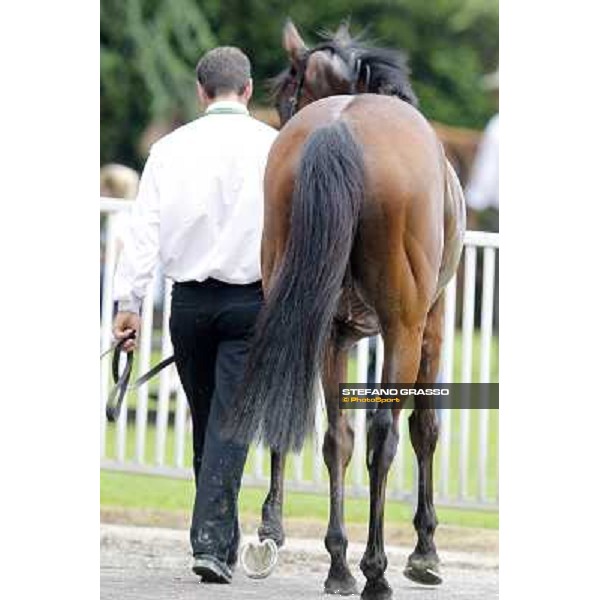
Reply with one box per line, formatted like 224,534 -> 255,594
192,555 -> 232,584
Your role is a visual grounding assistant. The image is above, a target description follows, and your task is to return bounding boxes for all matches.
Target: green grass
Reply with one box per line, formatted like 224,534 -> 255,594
101,470 -> 498,529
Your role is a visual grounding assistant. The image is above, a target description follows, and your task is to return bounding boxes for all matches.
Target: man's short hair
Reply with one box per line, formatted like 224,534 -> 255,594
196,47 -> 251,98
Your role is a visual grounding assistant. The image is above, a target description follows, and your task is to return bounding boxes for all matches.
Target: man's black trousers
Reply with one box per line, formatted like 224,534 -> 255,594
169,278 -> 262,562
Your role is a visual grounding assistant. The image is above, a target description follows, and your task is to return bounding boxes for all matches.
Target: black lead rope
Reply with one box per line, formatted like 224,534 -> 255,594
105,333 -> 135,422
102,331 -> 175,422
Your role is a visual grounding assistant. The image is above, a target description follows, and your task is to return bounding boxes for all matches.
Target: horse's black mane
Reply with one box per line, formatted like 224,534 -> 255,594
271,31 -> 418,107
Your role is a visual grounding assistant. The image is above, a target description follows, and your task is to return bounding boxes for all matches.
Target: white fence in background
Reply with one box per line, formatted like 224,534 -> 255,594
100,198 -> 499,510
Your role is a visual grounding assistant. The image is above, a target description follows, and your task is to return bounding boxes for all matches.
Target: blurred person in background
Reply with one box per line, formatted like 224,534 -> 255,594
101,163 -> 167,314
101,163 -> 140,199
100,163 -> 140,250
465,70 -> 499,233
100,164 -> 140,314
111,46 -> 278,584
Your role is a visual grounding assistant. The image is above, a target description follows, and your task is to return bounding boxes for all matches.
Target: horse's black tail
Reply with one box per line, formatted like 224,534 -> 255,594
224,120 -> 365,453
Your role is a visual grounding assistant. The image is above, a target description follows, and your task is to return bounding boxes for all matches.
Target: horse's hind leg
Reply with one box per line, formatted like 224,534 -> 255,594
322,342 -> 357,595
404,294 -> 444,585
258,451 -> 286,547
360,322 -> 424,600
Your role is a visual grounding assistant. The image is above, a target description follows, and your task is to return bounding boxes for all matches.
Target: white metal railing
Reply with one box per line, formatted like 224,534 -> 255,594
100,198 -> 499,510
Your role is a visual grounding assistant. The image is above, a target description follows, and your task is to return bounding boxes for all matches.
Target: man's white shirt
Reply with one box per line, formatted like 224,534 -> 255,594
114,101 -> 278,312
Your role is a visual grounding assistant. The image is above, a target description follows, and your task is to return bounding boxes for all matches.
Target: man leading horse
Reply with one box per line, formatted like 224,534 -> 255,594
112,46 -> 278,584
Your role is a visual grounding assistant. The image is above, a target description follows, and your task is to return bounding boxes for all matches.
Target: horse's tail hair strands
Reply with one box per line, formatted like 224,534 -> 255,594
223,120 -> 365,453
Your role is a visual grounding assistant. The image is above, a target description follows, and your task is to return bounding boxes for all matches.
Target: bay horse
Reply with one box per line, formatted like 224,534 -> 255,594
226,20 -> 465,599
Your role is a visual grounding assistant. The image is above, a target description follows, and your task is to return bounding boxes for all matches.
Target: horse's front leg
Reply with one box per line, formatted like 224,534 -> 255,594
323,343 -> 357,595
258,450 -> 286,547
404,295 -> 444,584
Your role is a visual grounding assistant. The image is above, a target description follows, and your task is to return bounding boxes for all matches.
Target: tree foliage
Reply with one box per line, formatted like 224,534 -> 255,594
101,0 -> 498,168
101,0 -> 216,166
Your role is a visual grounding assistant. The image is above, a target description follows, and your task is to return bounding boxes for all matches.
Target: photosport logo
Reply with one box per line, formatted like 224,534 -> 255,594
338,383 -> 499,409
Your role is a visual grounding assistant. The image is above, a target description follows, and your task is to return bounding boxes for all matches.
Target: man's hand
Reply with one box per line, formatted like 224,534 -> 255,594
113,311 -> 141,352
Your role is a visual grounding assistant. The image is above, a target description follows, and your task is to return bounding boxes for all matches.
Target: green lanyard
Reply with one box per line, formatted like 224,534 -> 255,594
203,107 -> 249,117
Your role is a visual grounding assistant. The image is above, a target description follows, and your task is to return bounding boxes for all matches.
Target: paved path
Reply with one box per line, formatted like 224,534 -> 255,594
101,524 -> 498,599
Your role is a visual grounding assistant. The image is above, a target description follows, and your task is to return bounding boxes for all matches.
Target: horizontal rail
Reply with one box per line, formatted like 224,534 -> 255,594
464,230 -> 499,248
100,197 -> 132,212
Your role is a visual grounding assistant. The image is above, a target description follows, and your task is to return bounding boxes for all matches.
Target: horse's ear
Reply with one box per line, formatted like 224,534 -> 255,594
283,18 -> 307,64
334,20 -> 352,46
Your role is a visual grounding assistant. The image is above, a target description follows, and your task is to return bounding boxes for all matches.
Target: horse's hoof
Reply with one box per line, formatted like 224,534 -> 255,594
324,573 -> 359,595
257,522 -> 285,548
361,577 -> 392,600
403,553 -> 442,586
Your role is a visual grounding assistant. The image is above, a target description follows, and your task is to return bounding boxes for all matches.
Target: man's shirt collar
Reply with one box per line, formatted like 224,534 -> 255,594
204,100 -> 249,116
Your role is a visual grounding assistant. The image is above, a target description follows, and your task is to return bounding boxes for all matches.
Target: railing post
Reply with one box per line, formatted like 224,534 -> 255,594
439,275 -> 457,500
100,213 -> 119,458
134,273 -> 157,464
155,281 -> 174,466
173,381 -> 187,469
459,245 -> 477,500
478,247 -> 496,501
254,442 -> 264,481
353,340 -> 369,491
293,449 -> 303,483
313,380 -> 325,485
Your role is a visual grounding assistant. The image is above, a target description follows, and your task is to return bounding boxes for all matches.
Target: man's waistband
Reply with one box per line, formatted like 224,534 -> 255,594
174,278 -> 262,290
